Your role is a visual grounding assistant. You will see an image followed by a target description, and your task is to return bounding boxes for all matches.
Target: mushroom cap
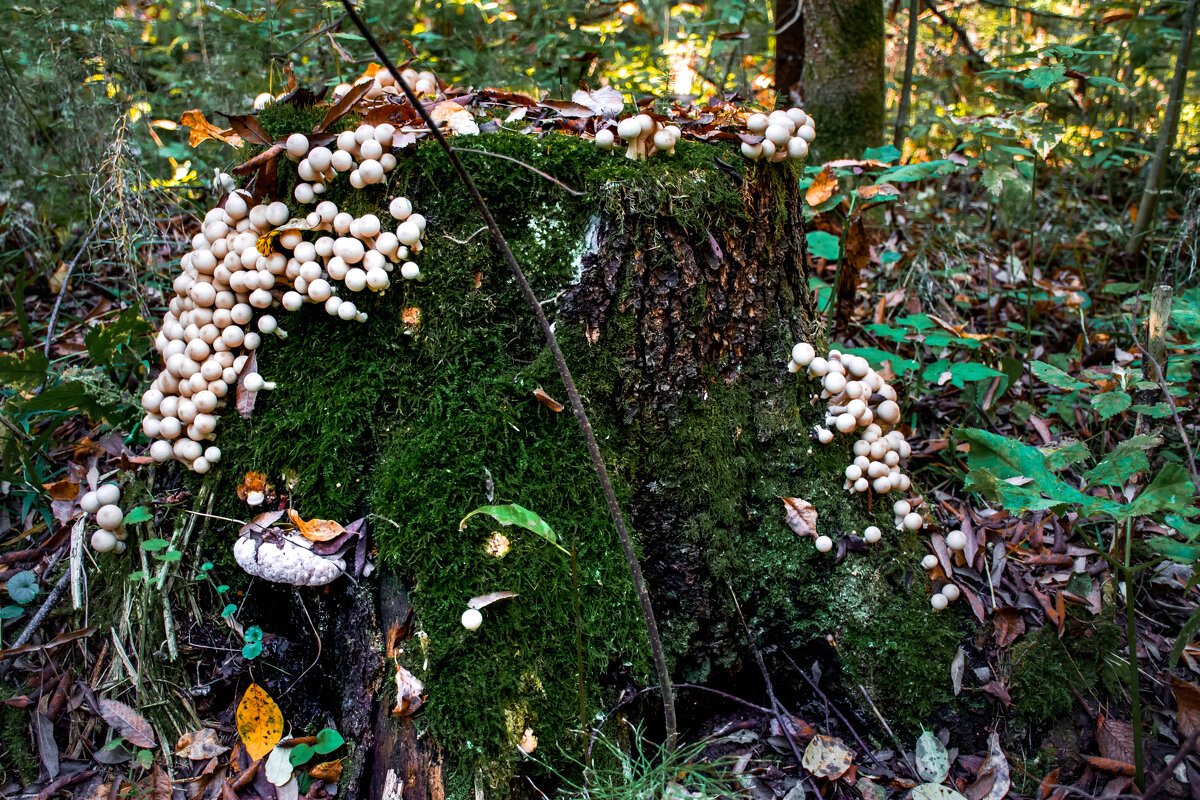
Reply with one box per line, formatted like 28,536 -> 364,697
921,554 -> 938,570
91,529 -> 118,553
461,608 -> 483,630
945,530 -> 967,551
931,593 -> 948,611
863,525 -> 882,543
941,584 -> 961,601
286,133 -> 310,159
96,483 -> 121,507
616,118 -> 642,139
96,504 -> 124,531
234,532 -> 346,586
746,113 -> 768,133
814,535 -> 834,553
595,128 -> 615,149
80,491 -> 101,514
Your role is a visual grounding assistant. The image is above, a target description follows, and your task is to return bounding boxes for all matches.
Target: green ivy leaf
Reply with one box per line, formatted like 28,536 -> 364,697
1090,391 -> 1131,420
141,538 -> 169,551
946,362 -> 1004,388
459,504 -> 567,554
221,603 -> 238,617
244,625 -> 263,644
5,570 -> 39,605
289,743 -> 316,767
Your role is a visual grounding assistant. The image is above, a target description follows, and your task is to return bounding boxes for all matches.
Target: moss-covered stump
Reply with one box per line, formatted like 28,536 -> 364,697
194,113 -> 956,798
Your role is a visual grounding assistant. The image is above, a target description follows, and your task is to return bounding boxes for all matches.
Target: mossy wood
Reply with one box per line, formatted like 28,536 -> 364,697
189,105 -> 957,799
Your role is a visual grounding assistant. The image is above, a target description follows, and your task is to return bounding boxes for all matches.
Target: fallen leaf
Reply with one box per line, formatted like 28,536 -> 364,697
533,388 -> 564,412
916,730 -> 950,784
993,608 -> 1025,648
43,479 -> 77,502
180,110 -> 243,148
175,729 -> 229,761
1096,715 -> 1135,765
783,497 -> 819,538
805,166 -> 838,206
857,777 -> 887,800
393,664 -> 425,716
951,647 -> 966,696
1080,755 -> 1135,776
913,785 -> 969,800
287,509 -> 346,542
802,734 -> 854,779
571,86 -> 625,117
150,764 -> 171,800
236,683 -> 284,762
265,745 -> 295,786
1171,676 -> 1200,737
981,681 -> 1012,706
468,591 -> 518,610
97,699 -> 157,749
309,760 -> 342,782
965,732 -> 1010,800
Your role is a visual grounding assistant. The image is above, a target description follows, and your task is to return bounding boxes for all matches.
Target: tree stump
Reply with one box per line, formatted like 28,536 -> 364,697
187,109 -> 953,799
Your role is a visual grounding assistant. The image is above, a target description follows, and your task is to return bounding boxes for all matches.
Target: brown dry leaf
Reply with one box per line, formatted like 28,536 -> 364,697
43,479 -> 78,502
981,681 -> 1012,706
236,472 -> 268,503
180,110 -> 243,148
1172,676 -> 1200,737
1097,715 -> 1135,764
993,608 -> 1025,648
175,729 -> 229,761
150,764 -> 171,800
965,732 -> 1010,800
309,760 -> 343,783
533,388 -> 564,412
1080,755 -> 1135,776
805,166 -> 838,206
393,664 -> 425,716
316,78 -> 374,133
49,262 -> 71,294
802,734 -> 854,779
287,509 -> 346,543
783,497 -> 818,538
97,698 -> 157,749
857,183 -> 899,201
236,683 -> 284,762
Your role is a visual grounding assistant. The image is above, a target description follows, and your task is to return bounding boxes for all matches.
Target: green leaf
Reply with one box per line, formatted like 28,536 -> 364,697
141,538 -> 169,551
946,362 -> 1003,387
0,605 -> 24,620
244,625 -> 263,643
84,308 -> 153,367
313,728 -> 344,754
1023,64 -> 1067,91
1123,463 -> 1196,519
1130,402 -> 1173,418
863,144 -> 902,163
878,159 -> 959,184
1090,391 -> 1131,420
1082,434 -> 1159,487
915,730 -> 950,784
123,506 -> 153,525
241,641 -> 263,660
1030,361 -> 1086,390
5,570 -> 39,605
289,743 -> 316,766
221,603 -> 238,617
1043,439 -> 1091,471
1170,604 -> 1200,668
1167,514 -> 1200,541
956,428 -> 1119,517
0,348 -> 49,392
459,503 -> 568,554
806,231 -> 840,261
155,550 -> 183,562
15,381 -> 120,424
1149,536 -> 1199,563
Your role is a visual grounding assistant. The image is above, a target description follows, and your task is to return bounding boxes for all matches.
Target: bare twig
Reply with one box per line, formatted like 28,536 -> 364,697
781,651 -> 886,769
341,0 -> 677,749
43,210 -> 111,359
451,148 -> 585,196
281,590 -> 322,696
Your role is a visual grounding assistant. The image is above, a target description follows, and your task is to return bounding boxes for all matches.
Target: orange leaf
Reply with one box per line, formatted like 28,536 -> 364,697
43,479 -> 78,502
236,683 -> 284,762
287,509 -> 346,542
179,110 -> 243,148
310,760 -> 343,783
533,388 -> 564,412
1080,755 -> 1135,776
805,165 -> 838,206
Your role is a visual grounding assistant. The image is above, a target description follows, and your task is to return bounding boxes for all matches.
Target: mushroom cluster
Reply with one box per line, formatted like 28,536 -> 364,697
741,108 -> 816,162
334,67 -> 440,103
142,173 -> 426,471
289,122 -> 401,201
595,114 -> 682,160
80,483 -> 128,554
789,343 -> 911,496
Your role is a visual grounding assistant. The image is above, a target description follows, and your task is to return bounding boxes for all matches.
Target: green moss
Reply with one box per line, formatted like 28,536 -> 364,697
0,702 -> 37,785
1008,616 -> 1122,723
195,124 -> 960,794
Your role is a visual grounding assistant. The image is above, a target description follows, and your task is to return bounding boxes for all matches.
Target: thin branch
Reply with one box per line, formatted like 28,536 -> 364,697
451,148 -> 585,197
341,0 -> 677,751
43,211 -> 111,359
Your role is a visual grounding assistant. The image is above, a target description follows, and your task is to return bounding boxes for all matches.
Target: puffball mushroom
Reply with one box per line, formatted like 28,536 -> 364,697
243,373 -> 275,392
286,133 -> 309,161
941,584 -> 961,602
461,608 -> 483,630
80,491 -> 102,514
930,593 -> 949,611
91,529 -> 118,553
945,529 -> 967,551
902,512 -> 924,531
863,525 -> 882,544
96,505 -> 124,531
921,554 -> 938,570
814,535 -> 834,553
595,128 -> 615,150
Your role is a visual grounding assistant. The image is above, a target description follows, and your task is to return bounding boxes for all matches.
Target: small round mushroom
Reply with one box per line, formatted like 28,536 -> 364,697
91,529 -> 118,553
286,133 -> 309,161
96,505 -> 124,532
863,525 -> 882,544
814,535 -> 834,553
595,128 -> 615,151
461,608 -> 483,630
921,554 -> 938,570
930,593 -> 949,611
945,529 -> 967,551
941,584 -> 961,602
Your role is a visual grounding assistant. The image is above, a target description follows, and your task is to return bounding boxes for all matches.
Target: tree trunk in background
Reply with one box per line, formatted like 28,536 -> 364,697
774,0 -> 805,105
775,0 -> 885,160
894,0 -> 921,149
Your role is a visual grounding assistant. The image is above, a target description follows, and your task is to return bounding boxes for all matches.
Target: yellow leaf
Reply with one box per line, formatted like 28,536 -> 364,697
805,165 -> 838,207
287,509 -> 346,542
236,683 -> 283,762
